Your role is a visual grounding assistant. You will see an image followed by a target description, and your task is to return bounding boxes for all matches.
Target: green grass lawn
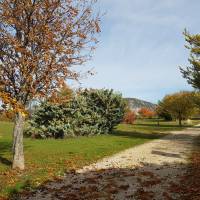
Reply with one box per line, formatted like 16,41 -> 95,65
0,119 -> 198,198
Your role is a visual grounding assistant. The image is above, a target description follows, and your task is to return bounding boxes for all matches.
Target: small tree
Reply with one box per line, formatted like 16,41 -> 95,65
158,91 -> 195,126
123,109 -> 136,124
0,0 -> 100,170
156,101 -> 172,121
180,30 -> 200,90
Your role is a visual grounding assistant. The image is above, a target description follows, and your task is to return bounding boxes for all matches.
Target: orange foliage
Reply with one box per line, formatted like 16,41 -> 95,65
0,0 -> 101,112
48,83 -> 73,104
0,110 -> 15,121
123,110 -> 136,124
138,107 -> 156,118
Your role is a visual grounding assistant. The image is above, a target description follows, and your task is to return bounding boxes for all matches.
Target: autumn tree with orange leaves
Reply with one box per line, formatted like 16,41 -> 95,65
0,0 -> 100,170
123,109 -> 136,124
48,83 -> 74,104
138,107 -> 155,119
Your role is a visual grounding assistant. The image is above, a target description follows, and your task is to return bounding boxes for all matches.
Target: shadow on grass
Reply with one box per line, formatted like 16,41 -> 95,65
0,141 -> 12,166
134,123 -> 197,128
111,130 -> 166,140
112,127 -> 200,148
0,157 -> 12,166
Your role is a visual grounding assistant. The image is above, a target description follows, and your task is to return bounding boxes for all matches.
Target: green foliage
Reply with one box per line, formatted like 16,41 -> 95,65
180,30 -> 200,90
191,92 -> 200,109
25,89 -> 126,138
66,93 -> 103,136
25,102 -> 71,138
156,101 -> 173,121
81,89 -> 127,132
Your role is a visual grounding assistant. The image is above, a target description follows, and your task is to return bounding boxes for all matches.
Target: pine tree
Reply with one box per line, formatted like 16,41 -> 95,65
180,30 -> 200,90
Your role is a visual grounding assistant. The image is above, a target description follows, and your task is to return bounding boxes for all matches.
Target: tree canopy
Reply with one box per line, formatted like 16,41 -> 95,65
157,91 -> 195,126
0,0 -> 100,112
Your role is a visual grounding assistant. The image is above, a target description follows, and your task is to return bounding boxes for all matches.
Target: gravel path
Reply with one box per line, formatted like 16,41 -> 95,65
22,126 -> 200,200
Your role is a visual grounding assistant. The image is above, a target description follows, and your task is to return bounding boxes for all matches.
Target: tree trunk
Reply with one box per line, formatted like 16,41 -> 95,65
12,112 -> 25,170
178,112 -> 182,127
178,118 -> 182,127
157,118 -> 160,126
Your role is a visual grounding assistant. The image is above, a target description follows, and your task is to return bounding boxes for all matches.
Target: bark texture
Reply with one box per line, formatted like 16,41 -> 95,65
12,112 -> 25,170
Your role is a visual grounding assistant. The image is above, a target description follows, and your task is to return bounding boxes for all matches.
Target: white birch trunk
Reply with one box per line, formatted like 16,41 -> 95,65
12,112 -> 25,170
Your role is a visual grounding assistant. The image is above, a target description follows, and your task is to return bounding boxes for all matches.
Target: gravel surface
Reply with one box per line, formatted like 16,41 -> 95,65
22,126 -> 200,200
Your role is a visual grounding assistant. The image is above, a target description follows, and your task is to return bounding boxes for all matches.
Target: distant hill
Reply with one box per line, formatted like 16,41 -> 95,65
124,98 -> 156,111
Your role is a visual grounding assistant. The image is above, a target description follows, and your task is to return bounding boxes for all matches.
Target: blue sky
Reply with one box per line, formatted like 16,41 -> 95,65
70,0 -> 200,103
